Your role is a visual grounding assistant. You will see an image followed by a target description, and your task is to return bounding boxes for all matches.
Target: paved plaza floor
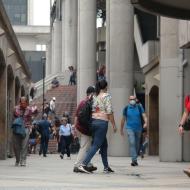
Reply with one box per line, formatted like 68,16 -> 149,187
0,154 -> 190,190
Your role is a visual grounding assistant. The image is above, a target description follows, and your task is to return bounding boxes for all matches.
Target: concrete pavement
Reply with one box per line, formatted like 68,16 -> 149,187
0,154 -> 190,190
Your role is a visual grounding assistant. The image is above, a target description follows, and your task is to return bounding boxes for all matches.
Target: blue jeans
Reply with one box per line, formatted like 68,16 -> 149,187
126,128 -> 141,162
82,119 -> 109,169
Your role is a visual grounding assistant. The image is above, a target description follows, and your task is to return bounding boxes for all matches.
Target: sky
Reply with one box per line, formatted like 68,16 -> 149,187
32,0 -> 102,27
33,0 -> 51,26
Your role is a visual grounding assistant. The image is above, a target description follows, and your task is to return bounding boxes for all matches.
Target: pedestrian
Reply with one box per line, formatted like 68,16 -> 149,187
49,97 -> 56,114
73,86 -> 97,173
120,95 -> 148,166
68,66 -> 76,85
78,80 -> 117,174
12,96 -> 32,166
51,77 -> 59,88
59,117 -> 73,159
37,113 -> 52,157
178,95 -> 190,177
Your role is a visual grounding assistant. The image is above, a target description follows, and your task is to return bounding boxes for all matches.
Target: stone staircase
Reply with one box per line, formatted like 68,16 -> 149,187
33,85 -> 77,123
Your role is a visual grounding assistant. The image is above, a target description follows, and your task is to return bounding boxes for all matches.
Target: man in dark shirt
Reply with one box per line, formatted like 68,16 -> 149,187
73,86 -> 97,172
37,113 -> 51,157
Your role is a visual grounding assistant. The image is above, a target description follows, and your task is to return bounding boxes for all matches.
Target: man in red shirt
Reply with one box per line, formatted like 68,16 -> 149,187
13,96 -> 32,166
73,86 -> 97,173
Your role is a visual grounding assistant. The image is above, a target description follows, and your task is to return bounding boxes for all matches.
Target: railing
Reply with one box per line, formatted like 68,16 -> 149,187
34,72 -> 65,98
134,15 -> 160,68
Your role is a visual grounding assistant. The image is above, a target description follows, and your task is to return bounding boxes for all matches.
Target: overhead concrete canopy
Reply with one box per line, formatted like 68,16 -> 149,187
131,0 -> 190,20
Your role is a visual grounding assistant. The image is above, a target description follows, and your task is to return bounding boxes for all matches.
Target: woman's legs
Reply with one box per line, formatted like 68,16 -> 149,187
82,119 -> 108,167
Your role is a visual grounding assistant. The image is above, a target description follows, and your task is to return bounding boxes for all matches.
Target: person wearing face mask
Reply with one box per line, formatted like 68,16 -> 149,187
120,95 -> 147,166
13,96 -> 32,166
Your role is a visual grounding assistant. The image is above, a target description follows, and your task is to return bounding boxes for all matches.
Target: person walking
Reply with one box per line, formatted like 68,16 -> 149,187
49,97 -> 56,115
73,86 -> 97,173
37,113 -> 52,157
13,96 -> 32,166
178,95 -> 190,177
120,95 -> 148,166
59,117 -> 73,159
78,80 -> 117,174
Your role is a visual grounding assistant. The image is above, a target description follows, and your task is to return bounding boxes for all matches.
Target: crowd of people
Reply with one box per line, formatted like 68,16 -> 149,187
11,77 -> 190,178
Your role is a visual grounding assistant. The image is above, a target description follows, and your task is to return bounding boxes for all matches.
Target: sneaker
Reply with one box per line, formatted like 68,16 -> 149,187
183,169 -> 190,177
67,156 -> 71,160
88,165 -> 97,172
73,166 -> 80,173
131,161 -> 138,166
104,167 -> 114,173
15,162 -> 19,167
78,165 -> 91,174
60,154 -> 64,159
20,160 -> 26,167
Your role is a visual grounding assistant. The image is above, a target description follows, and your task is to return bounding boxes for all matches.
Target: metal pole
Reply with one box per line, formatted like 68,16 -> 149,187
42,57 -> 46,116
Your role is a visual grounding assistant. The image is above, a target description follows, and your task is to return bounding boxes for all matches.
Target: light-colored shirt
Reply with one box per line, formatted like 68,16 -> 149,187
50,100 -> 55,111
92,93 -> 113,114
59,124 -> 71,136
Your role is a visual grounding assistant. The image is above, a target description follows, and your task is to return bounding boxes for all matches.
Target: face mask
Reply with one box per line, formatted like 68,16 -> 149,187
130,100 -> 136,105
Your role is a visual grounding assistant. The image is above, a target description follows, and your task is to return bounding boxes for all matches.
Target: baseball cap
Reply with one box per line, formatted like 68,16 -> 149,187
86,86 -> 95,94
52,97 -> 56,100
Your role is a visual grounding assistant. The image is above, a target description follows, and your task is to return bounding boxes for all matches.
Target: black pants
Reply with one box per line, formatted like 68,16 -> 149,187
40,135 -> 49,156
60,135 -> 72,157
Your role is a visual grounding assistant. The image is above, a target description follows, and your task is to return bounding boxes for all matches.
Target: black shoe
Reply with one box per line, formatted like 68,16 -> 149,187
104,167 -> 114,173
73,166 -> 80,173
60,154 -> 63,159
88,165 -> 97,172
78,165 -> 91,174
131,161 -> 138,166
43,154 -> 47,157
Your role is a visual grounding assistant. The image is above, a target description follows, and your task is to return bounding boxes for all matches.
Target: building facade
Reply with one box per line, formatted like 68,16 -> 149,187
0,0 -> 31,159
2,0 -> 50,83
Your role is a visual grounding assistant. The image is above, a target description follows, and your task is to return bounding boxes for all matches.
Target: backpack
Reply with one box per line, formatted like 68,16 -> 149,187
78,99 -> 93,129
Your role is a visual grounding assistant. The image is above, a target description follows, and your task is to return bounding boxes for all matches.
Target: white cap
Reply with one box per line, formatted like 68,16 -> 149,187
52,97 -> 56,100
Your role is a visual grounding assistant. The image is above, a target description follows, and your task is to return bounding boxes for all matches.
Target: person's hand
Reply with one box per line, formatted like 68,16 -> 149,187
113,126 -> 117,133
143,123 -> 147,129
120,129 -> 124,136
178,125 -> 184,135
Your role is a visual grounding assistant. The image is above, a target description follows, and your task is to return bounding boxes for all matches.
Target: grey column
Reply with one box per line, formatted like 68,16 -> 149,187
64,0 -> 77,71
77,0 -> 96,101
0,69 -> 7,159
45,41 -> 52,76
52,20 -> 62,74
159,17 -> 182,161
106,0 -> 134,156
61,0 -> 65,73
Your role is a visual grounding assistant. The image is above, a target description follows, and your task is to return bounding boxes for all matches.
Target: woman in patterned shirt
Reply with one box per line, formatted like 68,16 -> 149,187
78,80 -> 117,174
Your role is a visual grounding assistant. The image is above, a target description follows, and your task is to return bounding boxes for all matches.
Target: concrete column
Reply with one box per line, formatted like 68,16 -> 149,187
77,0 -> 96,101
64,0 -> 78,71
46,41 -> 52,76
106,0 -> 134,156
61,0 -> 65,73
0,69 -> 7,160
52,20 -> 62,74
159,17 -> 182,161
27,0 -> 34,25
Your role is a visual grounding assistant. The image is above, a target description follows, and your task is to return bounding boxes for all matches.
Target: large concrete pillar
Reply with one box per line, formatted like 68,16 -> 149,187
52,20 -> 62,74
64,0 -> 77,71
0,69 -> 7,159
77,0 -> 96,101
106,0 -> 134,156
61,0 -> 65,73
159,17 -> 182,161
45,41 -> 52,76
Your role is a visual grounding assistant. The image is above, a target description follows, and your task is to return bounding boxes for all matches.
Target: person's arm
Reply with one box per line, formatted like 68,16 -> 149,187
142,113 -> 148,129
120,116 -> 125,136
178,109 -> 189,135
108,113 -> 117,133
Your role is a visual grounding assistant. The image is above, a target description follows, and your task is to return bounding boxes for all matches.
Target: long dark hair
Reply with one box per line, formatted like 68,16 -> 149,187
95,79 -> 108,95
